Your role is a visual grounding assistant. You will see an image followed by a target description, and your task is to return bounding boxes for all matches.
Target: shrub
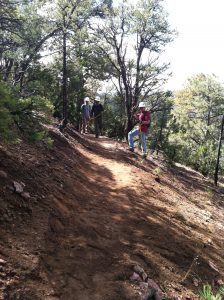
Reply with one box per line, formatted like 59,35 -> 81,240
0,80 -> 53,143
199,285 -> 224,300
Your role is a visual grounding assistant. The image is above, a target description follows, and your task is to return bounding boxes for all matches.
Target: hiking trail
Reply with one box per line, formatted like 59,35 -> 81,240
0,127 -> 223,300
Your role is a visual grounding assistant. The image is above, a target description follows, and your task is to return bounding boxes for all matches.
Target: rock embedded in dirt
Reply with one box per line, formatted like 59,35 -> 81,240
142,272 -> 148,282
139,282 -> 149,291
0,258 -> 7,264
21,192 -> 31,199
215,278 -> 224,286
13,181 -> 24,194
0,170 -> 8,179
134,265 -> 145,275
192,278 -> 199,286
147,278 -> 164,300
130,272 -> 142,283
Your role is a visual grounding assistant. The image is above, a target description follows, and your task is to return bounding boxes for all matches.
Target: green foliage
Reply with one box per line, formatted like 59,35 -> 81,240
153,167 -> 162,177
148,93 -> 174,153
45,137 -> 54,148
0,82 -> 17,141
0,80 -> 53,142
1,0 -> 175,141
87,0 -> 175,134
28,130 -> 46,142
199,285 -> 224,300
166,74 -> 224,175
28,130 -> 54,147
66,63 -> 87,126
103,95 -> 126,140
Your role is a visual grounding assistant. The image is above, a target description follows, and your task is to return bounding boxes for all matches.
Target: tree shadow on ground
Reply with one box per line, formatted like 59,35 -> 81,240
40,129 -> 224,299
66,127 -> 159,173
1,127 -> 223,300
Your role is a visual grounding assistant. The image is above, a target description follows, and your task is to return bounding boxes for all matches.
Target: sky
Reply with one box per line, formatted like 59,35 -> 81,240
162,0 -> 224,90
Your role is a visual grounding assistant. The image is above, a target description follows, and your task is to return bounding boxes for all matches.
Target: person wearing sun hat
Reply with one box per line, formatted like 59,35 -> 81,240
127,102 -> 151,158
81,96 -> 91,134
90,96 -> 104,138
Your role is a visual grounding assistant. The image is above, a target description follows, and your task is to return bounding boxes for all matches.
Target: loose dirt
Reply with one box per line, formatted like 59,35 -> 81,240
0,126 -> 223,300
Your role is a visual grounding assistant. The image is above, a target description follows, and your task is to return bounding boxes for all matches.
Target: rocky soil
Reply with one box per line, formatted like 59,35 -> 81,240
0,126 -> 223,300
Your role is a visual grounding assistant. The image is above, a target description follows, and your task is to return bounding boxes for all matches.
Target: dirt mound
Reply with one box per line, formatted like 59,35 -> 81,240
0,126 -> 223,300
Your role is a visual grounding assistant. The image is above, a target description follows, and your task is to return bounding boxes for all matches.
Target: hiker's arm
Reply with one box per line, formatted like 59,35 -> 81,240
132,113 -> 139,125
141,119 -> 150,125
134,113 -> 140,120
140,113 -> 150,124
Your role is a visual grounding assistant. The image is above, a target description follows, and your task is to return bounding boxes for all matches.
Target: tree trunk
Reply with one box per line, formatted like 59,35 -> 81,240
156,109 -> 166,155
3,58 -> 13,82
62,29 -> 68,124
125,90 -> 133,139
214,114 -> 224,186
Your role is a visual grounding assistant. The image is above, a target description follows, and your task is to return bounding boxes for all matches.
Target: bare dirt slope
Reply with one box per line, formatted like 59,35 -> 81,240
0,126 -> 223,300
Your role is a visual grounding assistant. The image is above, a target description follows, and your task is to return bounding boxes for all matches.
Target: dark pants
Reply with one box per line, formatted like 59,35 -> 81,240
94,116 -> 102,137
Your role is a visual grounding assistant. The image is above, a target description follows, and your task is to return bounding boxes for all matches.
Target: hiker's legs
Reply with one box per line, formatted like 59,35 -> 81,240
140,132 -> 147,154
94,118 -> 99,137
95,117 -> 102,137
85,117 -> 90,133
98,116 -> 102,135
128,128 -> 140,149
82,117 -> 87,133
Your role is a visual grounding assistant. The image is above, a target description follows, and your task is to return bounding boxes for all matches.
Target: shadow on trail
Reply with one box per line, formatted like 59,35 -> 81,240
1,127 -> 223,299
66,127 -> 158,174
39,128 -> 223,299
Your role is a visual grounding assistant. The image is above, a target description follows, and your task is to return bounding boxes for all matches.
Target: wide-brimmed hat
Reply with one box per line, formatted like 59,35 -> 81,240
138,102 -> 146,108
95,96 -> 101,102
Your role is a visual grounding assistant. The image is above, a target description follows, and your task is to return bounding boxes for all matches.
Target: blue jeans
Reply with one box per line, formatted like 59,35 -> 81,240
128,127 -> 147,154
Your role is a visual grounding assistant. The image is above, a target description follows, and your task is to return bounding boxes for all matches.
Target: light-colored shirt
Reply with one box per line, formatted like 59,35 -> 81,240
81,104 -> 91,119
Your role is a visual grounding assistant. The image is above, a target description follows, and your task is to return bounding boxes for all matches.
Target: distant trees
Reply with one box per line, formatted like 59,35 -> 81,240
0,0 -> 58,89
1,2 -> 224,182
0,0 -> 60,139
214,115 -> 224,185
167,73 -> 224,177
1,0 -> 174,131
89,0 -> 175,133
0,0 -> 110,137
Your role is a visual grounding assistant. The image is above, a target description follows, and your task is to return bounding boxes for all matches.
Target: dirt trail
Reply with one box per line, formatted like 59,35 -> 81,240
0,128 -> 224,300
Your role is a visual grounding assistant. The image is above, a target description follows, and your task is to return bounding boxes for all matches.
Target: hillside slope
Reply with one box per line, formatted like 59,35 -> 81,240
0,126 -> 223,300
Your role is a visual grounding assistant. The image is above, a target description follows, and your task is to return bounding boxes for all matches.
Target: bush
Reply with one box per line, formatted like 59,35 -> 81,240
0,82 -> 17,141
103,97 -> 126,140
199,285 -> 224,300
0,80 -> 53,143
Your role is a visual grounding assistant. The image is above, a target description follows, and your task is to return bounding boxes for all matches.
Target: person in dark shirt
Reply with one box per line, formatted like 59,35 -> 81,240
90,96 -> 104,138
127,102 -> 150,158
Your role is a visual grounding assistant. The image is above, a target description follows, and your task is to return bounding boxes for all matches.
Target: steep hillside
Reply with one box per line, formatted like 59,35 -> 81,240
0,126 -> 223,300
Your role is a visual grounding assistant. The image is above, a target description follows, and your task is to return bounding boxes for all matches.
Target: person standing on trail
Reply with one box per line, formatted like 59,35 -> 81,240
127,102 -> 150,158
90,96 -> 104,138
81,97 -> 91,134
